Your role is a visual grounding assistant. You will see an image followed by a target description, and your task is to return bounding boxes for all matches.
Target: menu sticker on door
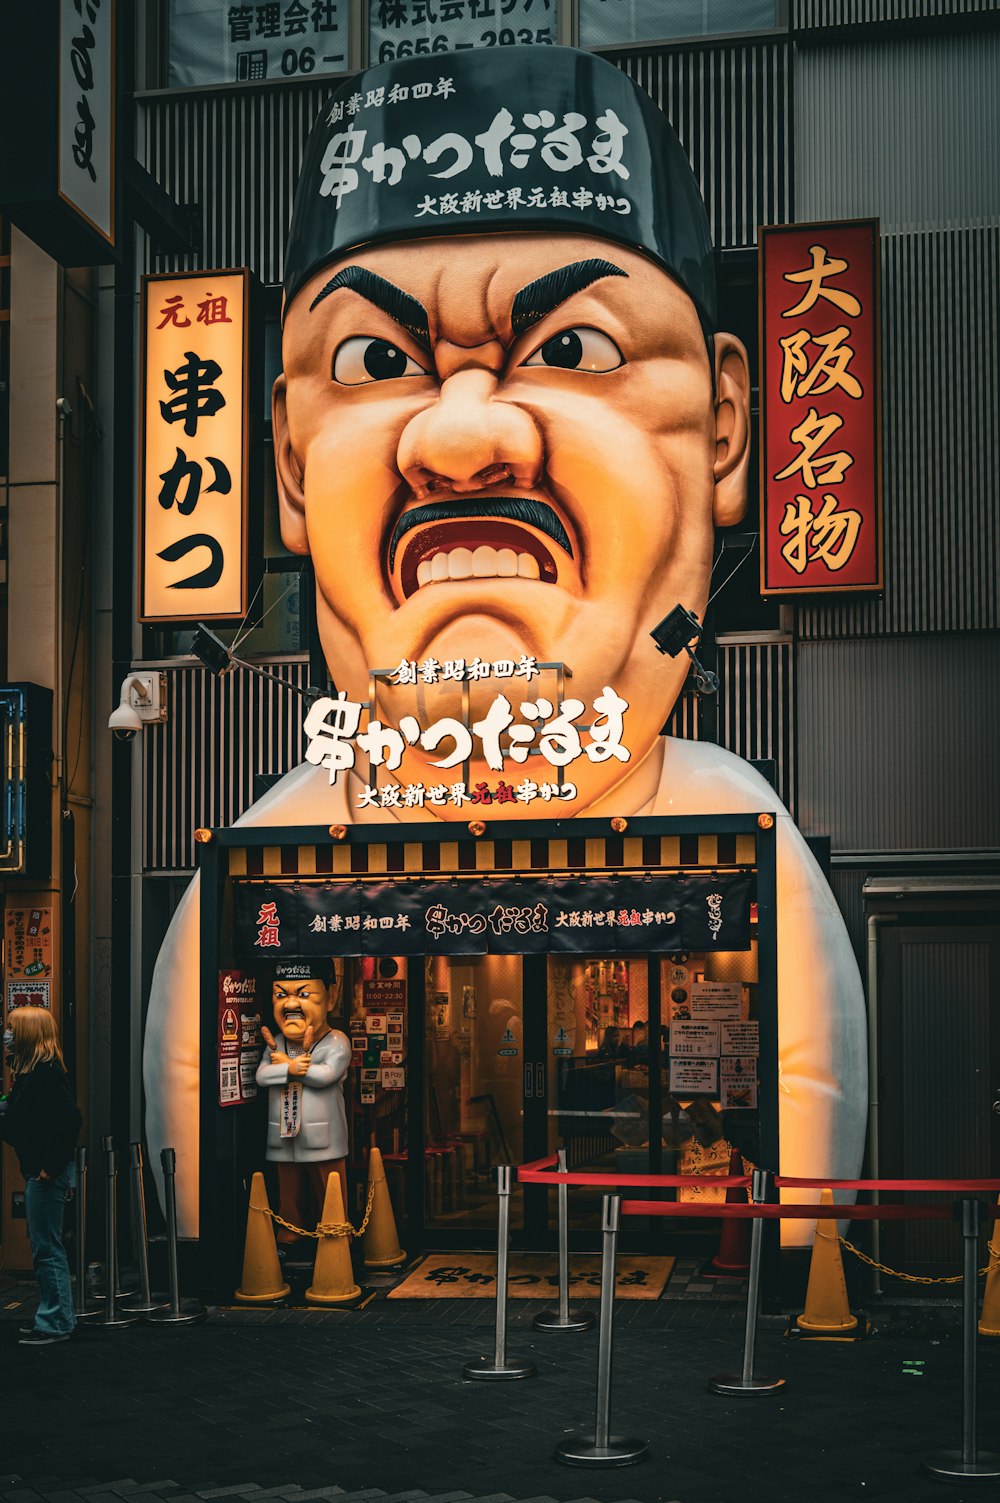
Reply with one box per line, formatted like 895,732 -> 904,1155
721,1020 -> 759,1057
669,1020 -> 720,1057
721,1058 -> 758,1109
669,1058 -> 719,1095
690,982 -> 744,1020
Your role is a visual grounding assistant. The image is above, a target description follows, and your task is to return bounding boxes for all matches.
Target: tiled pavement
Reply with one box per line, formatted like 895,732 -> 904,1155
2,1264 -> 998,1503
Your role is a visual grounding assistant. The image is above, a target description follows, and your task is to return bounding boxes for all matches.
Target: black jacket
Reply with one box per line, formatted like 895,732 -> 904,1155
1,1061 -> 82,1179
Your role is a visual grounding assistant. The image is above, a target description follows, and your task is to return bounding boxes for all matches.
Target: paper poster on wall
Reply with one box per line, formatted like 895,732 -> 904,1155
217,970 -> 260,1107
690,982 -> 743,1021
669,1020 -> 719,1058
669,1058 -> 719,1095
721,1021 -> 760,1057
720,1058 -> 758,1110
7,980 -> 52,1012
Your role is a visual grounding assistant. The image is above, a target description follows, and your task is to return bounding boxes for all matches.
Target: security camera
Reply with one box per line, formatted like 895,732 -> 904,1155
109,701 -> 143,741
108,672 -> 167,739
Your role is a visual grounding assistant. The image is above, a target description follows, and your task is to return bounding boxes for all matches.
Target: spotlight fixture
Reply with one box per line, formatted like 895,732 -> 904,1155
190,623 -> 325,703
649,605 -> 719,696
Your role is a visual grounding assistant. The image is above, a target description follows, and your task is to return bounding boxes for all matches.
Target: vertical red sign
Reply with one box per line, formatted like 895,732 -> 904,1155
759,220 -> 882,595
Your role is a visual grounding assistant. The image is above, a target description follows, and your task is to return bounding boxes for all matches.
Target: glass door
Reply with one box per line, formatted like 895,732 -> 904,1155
541,954 -> 660,1243
423,953 -> 527,1236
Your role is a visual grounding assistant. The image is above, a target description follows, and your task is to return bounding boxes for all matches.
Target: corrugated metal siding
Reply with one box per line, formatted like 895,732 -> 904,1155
796,635 -> 1000,851
794,34 -> 1000,230
897,935 -> 992,1263
616,43 -> 790,248
798,228 -> 1000,639
795,0 -> 999,27
140,83 -> 330,282
717,641 -> 796,813
143,659 -> 309,871
828,866 -> 867,972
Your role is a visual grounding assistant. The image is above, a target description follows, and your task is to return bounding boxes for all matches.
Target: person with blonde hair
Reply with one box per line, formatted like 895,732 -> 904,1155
1,1007 -> 82,1345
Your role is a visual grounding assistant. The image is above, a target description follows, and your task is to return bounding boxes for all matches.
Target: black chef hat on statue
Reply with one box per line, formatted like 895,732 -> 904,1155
282,45 -> 717,335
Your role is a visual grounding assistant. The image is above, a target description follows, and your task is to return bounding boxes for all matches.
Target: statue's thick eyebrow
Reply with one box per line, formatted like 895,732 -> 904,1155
308,265 -> 431,349
511,258 -> 628,339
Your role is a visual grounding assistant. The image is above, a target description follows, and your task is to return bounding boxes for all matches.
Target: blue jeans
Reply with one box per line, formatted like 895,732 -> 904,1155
24,1164 -> 76,1336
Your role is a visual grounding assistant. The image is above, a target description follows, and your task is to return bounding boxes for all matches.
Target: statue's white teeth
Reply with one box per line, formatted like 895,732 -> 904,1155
415,547 -> 544,588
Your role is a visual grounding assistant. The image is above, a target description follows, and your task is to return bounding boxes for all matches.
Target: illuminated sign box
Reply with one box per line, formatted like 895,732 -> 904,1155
0,684 -> 53,880
0,0 -> 117,266
139,269 -> 262,623
759,219 -> 882,596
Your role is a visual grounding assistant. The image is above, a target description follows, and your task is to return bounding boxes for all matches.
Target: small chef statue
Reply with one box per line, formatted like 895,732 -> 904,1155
256,961 -> 352,1246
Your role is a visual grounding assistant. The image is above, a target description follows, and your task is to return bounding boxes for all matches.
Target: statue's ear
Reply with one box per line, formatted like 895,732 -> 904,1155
711,333 -> 751,528
272,373 -> 309,554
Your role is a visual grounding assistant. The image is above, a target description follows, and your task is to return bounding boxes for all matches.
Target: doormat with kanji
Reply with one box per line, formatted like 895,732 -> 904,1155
387,1252 -> 675,1300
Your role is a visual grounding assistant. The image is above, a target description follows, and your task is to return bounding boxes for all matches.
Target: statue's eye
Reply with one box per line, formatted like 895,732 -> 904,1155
523,326 -> 624,373
332,336 -> 427,385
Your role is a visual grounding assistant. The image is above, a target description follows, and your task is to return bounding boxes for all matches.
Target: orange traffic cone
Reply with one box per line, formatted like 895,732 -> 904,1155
305,1172 -> 362,1305
795,1188 -> 859,1336
363,1146 -> 406,1270
702,1149 -> 751,1280
978,1195 -> 1000,1337
235,1172 -> 291,1304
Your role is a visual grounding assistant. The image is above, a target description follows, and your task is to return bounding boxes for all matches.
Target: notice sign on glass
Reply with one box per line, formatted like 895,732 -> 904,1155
139,270 -> 259,622
370,1 -> 556,65
759,220 -> 882,596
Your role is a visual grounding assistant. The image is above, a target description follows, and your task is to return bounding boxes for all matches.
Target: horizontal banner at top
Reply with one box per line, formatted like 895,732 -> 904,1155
234,874 -> 752,960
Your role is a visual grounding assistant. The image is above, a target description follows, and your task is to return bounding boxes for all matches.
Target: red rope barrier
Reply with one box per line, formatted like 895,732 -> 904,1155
775,1176 -> 1000,1193
619,1200 -> 971,1221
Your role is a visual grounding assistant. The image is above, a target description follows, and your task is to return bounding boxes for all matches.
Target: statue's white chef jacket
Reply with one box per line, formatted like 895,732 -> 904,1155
255,1028 -> 352,1162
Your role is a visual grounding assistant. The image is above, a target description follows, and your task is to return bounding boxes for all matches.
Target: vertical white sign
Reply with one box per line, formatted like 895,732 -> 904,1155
59,0 -> 115,245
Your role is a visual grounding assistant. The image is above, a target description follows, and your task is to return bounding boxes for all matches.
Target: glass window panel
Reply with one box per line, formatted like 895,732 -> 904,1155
424,953 -> 524,1229
661,943 -> 760,1198
579,0 -> 776,49
547,955 -> 651,1228
166,0 -> 349,88
369,0 -> 556,68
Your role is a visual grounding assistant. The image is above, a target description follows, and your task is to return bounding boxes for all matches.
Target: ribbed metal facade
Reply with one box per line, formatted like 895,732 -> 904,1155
143,659 -> 309,872
795,0 -> 999,27
794,34 -> 1000,231
796,635 -> 1000,852
615,42 -> 790,249
718,642 -> 796,813
140,82 -> 330,283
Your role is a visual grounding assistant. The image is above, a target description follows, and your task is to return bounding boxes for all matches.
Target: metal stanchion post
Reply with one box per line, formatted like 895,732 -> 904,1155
463,1166 -> 536,1380
555,1193 -> 648,1468
145,1148 -> 206,1326
922,1198 -> 1000,1482
709,1168 -> 784,1395
73,1147 -> 103,1321
119,1143 -> 167,1314
534,1149 -> 595,1333
98,1140 -> 137,1329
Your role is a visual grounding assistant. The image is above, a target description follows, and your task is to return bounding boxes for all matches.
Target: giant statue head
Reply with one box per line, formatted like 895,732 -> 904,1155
273,47 -> 751,816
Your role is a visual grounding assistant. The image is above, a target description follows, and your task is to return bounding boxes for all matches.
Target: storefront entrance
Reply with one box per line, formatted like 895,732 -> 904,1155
197,815 -> 776,1296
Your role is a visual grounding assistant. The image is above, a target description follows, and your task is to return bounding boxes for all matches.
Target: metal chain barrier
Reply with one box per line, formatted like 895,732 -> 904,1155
259,1179 -> 376,1242
838,1233 -> 1000,1286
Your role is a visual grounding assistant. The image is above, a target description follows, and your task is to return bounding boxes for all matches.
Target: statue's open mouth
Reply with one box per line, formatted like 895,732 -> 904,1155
389,498 -> 574,601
